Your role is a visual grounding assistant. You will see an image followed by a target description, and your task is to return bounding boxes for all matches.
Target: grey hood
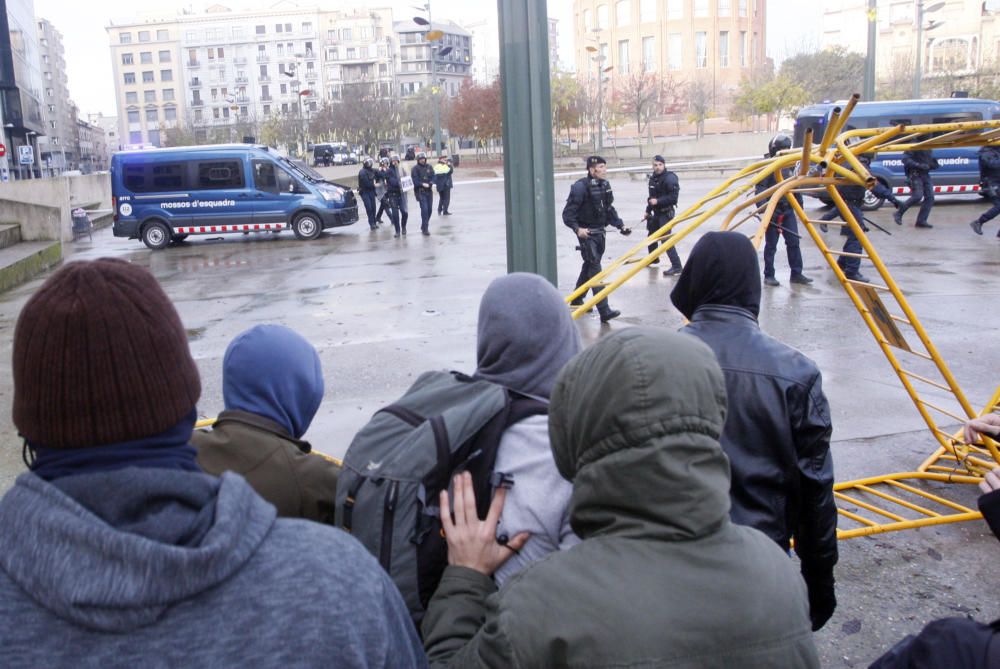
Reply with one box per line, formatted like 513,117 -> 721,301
0,469 -> 275,632
548,327 -> 732,541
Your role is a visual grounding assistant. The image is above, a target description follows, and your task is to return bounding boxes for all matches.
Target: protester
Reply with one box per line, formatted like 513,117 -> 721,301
0,258 -> 426,667
672,231 -> 839,632
192,324 -> 339,524
422,327 -> 819,667
473,273 -> 581,585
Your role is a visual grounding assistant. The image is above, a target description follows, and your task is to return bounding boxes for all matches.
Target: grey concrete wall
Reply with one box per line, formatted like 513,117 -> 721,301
0,174 -> 111,243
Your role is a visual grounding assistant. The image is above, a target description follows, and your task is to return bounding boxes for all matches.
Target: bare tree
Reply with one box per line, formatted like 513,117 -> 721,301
685,78 -> 712,139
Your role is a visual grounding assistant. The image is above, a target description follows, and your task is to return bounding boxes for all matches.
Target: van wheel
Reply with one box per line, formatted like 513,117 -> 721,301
862,183 -> 886,211
142,221 -> 171,250
292,212 -> 322,240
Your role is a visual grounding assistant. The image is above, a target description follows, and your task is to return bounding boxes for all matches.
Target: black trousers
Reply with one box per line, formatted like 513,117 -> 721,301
898,172 -> 935,225
438,188 -> 451,214
646,211 -> 681,268
976,181 -> 1000,227
416,189 -> 433,230
763,210 -> 804,277
360,191 -> 377,227
574,233 -> 612,315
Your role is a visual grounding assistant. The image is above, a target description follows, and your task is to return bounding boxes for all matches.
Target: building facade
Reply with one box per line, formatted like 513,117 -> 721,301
821,0 -> 1000,92
394,19 -> 472,98
1,0 -> 45,180
76,117 -> 107,173
572,0 -> 767,110
36,18 -> 74,175
88,111 -> 119,163
321,7 -> 396,101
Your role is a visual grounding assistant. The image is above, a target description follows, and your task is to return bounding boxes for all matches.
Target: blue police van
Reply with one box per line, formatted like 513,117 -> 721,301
111,144 -> 358,249
794,98 -> 1000,209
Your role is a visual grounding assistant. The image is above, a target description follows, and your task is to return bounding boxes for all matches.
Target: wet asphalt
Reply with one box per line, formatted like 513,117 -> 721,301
0,175 -> 998,665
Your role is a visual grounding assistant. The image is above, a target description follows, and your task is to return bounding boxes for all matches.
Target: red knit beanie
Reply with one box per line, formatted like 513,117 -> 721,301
12,258 -> 201,449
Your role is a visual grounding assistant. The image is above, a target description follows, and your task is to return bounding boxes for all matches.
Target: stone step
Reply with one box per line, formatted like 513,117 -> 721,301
0,241 -> 62,294
0,223 -> 22,251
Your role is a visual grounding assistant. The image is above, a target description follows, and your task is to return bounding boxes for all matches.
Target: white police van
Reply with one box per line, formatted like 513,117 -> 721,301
111,144 -> 358,249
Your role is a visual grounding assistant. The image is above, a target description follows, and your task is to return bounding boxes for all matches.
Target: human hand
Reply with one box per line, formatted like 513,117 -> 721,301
648,197 -> 657,206
620,226 -> 632,236
965,414 -> 1000,445
439,472 -> 529,577
980,468 -> 1000,495
802,568 -> 836,631
576,228 -> 590,239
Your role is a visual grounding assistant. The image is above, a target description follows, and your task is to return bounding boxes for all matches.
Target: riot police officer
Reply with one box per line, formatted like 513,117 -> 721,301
562,155 -> 632,322
894,149 -> 938,228
357,158 -> 380,230
971,144 -> 1000,237
757,133 -> 812,287
411,151 -> 436,235
818,155 -> 873,283
382,156 -> 404,238
644,154 -> 682,275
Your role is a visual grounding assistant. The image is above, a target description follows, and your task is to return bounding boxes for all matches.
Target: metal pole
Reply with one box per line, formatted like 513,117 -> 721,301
913,0 -> 923,98
597,61 -> 604,151
863,0 -> 877,100
497,0 -> 557,282
427,3 -> 442,154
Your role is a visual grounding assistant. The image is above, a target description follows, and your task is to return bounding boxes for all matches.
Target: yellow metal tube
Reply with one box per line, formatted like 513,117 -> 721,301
854,484 -> 940,517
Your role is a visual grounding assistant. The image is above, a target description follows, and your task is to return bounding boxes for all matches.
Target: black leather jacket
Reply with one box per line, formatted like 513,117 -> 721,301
646,169 -> 679,216
682,304 -> 838,576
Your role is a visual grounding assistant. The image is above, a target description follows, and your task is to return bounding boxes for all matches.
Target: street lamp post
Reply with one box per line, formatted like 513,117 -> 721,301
283,56 -> 310,156
913,0 -> 945,98
413,5 -> 453,155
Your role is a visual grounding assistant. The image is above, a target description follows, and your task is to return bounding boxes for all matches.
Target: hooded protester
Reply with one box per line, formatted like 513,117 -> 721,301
671,231 -> 839,632
422,327 -> 819,667
473,273 -> 582,585
192,324 -> 340,524
0,259 -> 426,668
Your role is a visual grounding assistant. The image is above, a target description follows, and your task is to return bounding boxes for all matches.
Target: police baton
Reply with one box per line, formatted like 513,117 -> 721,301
862,217 -> 892,236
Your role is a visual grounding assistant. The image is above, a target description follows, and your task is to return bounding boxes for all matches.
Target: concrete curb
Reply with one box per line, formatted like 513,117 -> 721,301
0,241 -> 62,293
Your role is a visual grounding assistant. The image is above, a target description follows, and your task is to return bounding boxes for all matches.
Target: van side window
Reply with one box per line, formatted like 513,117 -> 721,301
123,162 -> 186,193
195,160 -> 244,189
253,160 -> 294,193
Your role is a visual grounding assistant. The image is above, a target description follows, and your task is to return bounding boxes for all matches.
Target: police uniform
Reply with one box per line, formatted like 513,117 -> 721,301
382,161 -> 405,237
562,156 -> 630,322
818,164 -> 870,282
757,134 -> 811,287
972,145 -> 1000,237
645,155 -> 682,274
411,154 -> 436,235
357,161 -> 380,229
894,150 -> 938,228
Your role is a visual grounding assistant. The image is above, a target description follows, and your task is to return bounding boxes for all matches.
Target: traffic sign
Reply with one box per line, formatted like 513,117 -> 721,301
18,145 -> 34,165
0,143 -> 6,157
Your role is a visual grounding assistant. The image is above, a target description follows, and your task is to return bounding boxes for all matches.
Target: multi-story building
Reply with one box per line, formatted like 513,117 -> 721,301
1,0 -> 46,180
36,18 -> 73,175
466,18 -> 499,84
549,17 -> 561,70
87,112 -> 119,163
572,0 -> 767,110
394,19 -> 472,97
321,8 -> 396,100
76,117 -> 107,173
106,15 -> 184,148
822,0 -> 1000,88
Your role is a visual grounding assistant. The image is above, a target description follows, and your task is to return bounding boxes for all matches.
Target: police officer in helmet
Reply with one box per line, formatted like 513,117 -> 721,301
411,151 -> 436,235
756,133 -> 812,287
562,155 -> 632,322
644,155 -> 683,276
357,157 -> 381,230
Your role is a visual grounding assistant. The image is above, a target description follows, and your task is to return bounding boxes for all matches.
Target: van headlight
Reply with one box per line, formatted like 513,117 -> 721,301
320,187 -> 344,203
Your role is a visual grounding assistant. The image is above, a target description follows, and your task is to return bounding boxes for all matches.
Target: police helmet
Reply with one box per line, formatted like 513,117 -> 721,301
379,156 -> 390,166
416,151 -> 427,160
390,154 -> 400,163
768,133 -> 793,157
363,157 -> 374,167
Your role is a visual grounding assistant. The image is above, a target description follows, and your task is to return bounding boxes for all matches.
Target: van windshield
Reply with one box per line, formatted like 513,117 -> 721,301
281,156 -> 319,183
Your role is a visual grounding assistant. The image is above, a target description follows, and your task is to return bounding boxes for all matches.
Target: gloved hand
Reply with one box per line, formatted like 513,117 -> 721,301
802,566 -> 836,631
620,226 -> 632,236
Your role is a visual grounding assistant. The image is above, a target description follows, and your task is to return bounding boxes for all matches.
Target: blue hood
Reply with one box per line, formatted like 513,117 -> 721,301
222,325 -> 324,439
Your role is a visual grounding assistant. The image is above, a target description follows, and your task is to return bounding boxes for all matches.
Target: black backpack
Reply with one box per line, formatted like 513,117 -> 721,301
334,370 -> 547,626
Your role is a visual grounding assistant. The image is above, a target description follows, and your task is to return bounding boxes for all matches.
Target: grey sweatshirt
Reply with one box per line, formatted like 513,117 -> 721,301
0,468 -> 426,668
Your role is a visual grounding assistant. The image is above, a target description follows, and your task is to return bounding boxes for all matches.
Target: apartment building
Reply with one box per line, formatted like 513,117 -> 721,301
572,0 -> 767,110
394,19 -> 472,97
321,7 -> 396,100
106,16 -> 185,148
76,117 -> 108,173
36,19 -> 74,175
87,112 -> 119,164
822,0 -> 1000,83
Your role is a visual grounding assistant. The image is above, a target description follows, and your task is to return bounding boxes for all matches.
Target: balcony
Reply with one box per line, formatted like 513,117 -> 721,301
304,49 -> 316,59
189,78 -> 201,87
233,56 -> 247,65
191,99 -> 204,107
188,59 -> 201,68
259,74 -> 271,83
256,54 -> 269,63
235,75 -> 249,84
261,95 -> 272,101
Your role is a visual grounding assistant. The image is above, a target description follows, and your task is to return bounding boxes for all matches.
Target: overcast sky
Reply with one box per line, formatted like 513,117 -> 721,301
33,0 -> 821,117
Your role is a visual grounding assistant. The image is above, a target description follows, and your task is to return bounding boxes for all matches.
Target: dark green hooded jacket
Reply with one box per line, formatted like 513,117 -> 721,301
422,327 -> 819,668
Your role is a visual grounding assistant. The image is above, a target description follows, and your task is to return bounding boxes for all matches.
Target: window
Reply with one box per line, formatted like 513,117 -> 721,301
161,69 -> 173,82
222,107 -> 229,118
126,91 -> 138,104
275,23 -> 283,33
218,47 -> 224,58
255,25 -> 265,35
667,0 -> 682,19
277,44 -> 284,56
618,40 -> 630,74
694,0 -> 708,17
668,33 -> 682,69
342,27 -> 352,40
123,162 -> 185,192
127,110 -> 140,123
739,31 -> 747,67
147,129 -> 159,147
640,0 -> 656,21
157,29 -> 168,40
583,8 -> 593,29
282,103 -> 289,113
261,84 -> 270,100
124,72 -> 136,84
718,0 -> 731,16
163,88 -> 174,101
129,131 -> 142,144
695,32 -> 707,68
642,36 -> 655,72
140,52 -> 153,64
739,0 -> 747,17
719,31 -> 729,68
145,109 -> 158,123
159,50 -> 171,63
122,53 -> 134,65
194,109 -> 203,121
597,5 -> 609,29
213,108 -> 220,119
302,22 -> 312,32
285,23 -> 292,32
144,90 -> 156,102
142,71 -> 155,82
138,31 -> 150,42
207,48 -> 215,60
278,63 -> 285,73
260,65 -> 268,77
263,104 -> 270,114
253,160 -> 294,193
616,0 -> 631,26
120,32 -> 132,44
347,47 -> 356,59
280,83 -> 287,94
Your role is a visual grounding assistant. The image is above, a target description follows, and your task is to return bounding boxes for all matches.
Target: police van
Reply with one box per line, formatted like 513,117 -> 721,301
111,144 -> 358,249
794,98 -> 1000,209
